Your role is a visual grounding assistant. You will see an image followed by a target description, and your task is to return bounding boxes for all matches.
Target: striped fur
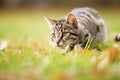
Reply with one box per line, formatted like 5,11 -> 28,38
45,7 -> 108,51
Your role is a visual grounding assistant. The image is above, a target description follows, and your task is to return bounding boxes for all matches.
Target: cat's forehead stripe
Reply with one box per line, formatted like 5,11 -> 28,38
54,20 -> 65,30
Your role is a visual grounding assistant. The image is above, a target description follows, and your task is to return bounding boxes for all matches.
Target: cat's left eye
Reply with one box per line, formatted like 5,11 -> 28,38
62,33 -> 68,37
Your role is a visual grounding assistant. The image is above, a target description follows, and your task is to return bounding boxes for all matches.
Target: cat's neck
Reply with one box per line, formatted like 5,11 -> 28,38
78,23 -> 89,41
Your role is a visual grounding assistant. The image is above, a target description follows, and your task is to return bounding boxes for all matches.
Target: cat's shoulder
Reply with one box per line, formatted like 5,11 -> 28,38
72,7 -> 97,12
71,7 -> 101,18
71,7 -> 99,14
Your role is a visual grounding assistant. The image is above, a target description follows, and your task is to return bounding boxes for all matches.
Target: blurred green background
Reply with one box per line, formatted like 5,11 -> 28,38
0,0 -> 120,39
0,0 -> 120,80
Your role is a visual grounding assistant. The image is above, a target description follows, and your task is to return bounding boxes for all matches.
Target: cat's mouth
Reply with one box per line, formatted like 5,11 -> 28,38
57,44 -> 70,49
54,43 -> 65,48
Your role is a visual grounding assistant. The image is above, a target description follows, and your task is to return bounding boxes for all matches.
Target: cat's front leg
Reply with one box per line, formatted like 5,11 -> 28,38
80,33 -> 93,49
61,45 -> 70,54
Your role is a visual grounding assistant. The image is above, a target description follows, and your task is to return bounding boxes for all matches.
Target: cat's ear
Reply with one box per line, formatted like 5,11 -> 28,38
67,14 -> 78,26
44,16 -> 55,29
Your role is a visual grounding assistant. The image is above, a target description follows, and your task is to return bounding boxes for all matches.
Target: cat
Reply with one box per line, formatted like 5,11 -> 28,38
45,7 -> 108,52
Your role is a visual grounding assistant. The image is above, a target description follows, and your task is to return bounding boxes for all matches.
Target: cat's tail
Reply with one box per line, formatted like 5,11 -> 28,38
114,33 -> 120,42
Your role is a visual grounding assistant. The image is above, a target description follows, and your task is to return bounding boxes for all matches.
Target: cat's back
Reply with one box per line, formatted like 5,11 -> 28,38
71,7 -> 101,19
70,7 -> 108,43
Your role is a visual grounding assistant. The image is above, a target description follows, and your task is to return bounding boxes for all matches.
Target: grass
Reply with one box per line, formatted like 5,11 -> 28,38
0,8 -> 120,80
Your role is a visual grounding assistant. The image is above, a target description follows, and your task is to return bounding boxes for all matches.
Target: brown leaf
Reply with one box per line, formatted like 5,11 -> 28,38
108,44 -> 119,61
16,47 -> 22,54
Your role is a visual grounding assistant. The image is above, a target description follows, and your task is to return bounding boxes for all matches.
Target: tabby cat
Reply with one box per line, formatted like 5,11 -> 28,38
45,7 -> 108,51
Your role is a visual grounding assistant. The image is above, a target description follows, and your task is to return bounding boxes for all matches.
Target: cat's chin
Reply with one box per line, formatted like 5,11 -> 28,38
57,45 -> 66,49
49,41 -> 65,48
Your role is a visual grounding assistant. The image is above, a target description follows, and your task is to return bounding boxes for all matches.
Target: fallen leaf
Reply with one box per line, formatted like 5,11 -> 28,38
16,47 -> 22,54
97,55 -> 109,70
33,50 -> 41,58
75,47 -> 83,54
34,50 -> 39,55
0,40 -> 8,51
108,44 -> 119,61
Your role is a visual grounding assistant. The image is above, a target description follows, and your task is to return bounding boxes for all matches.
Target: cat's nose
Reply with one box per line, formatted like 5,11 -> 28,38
55,38 -> 61,46
54,42 -> 59,47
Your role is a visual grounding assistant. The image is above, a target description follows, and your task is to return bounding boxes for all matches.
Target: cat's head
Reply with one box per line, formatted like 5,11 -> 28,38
44,14 -> 79,48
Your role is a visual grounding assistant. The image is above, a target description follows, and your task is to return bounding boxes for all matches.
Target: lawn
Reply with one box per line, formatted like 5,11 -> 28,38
0,8 -> 120,80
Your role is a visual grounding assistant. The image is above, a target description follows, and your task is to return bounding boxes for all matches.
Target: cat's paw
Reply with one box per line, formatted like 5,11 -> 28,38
61,45 -> 71,54
74,45 -> 84,54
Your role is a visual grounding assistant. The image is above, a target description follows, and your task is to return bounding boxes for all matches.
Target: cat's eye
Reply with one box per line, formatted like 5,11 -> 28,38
62,33 -> 67,37
70,37 -> 76,40
62,33 -> 66,37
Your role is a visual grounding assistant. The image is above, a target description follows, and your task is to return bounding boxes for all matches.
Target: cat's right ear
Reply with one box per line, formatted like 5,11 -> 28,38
44,16 -> 55,29
66,14 -> 77,26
